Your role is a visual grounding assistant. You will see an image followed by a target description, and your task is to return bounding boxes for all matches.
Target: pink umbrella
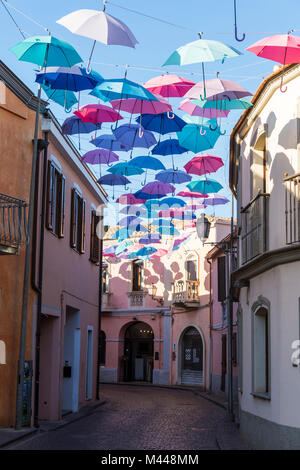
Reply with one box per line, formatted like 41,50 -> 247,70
184,78 -> 252,101
110,93 -> 172,115
179,98 -> 230,118
158,208 -> 187,217
116,194 -> 146,205
185,203 -> 207,211
74,104 -> 123,123
177,190 -> 208,198
184,154 -> 224,176
144,74 -> 195,98
141,181 -> 175,195
150,248 -> 168,258
247,33 -> 300,92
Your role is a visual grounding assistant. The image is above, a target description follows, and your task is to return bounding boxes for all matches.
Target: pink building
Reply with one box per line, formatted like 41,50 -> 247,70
100,217 -> 233,390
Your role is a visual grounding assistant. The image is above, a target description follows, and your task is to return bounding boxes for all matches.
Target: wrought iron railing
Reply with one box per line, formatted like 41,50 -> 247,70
284,173 -> 300,245
0,193 -> 28,253
172,280 -> 200,304
127,291 -> 147,307
241,192 -> 269,264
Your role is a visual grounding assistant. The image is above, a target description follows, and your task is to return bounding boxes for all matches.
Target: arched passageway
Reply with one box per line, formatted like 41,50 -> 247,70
123,322 -> 154,382
179,326 -> 204,386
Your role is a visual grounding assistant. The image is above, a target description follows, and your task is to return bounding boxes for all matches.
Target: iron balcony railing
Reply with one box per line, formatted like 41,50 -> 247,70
284,172 -> 300,245
0,193 -> 29,254
241,192 -> 270,264
172,280 -> 200,305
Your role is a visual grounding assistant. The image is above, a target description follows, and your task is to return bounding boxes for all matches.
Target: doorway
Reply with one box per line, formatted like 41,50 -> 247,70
180,327 -> 204,385
62,307 -> 80,414
123,322 -> 154,382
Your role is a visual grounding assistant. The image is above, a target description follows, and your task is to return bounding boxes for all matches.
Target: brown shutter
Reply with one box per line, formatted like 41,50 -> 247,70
90,211 -> 100,263
79,198 -> 86,254
217,256 -> 226,302
46,161 -> 54,230
70,188 -> 76,248
58,175 -> 65,238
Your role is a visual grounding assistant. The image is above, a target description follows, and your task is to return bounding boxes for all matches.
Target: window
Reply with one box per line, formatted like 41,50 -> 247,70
90,210 -> 100,263
102,265 -> 109,293
186,259 -> 197,281
99,331 -> 106,365
221,302 -> 227,325
250,128 -> 267,199
46,160 -> 65,237
70,188 -> 85,253
217,256 -> 226,302
252,306 -> 270,397
132,260 -> 143,291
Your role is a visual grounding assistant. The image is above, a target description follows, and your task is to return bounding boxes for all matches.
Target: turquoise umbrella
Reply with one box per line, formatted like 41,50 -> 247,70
157,225 -> 179,236
187,178 -> 223,194
150,219 -> 175,227
40,83 -> 78,110
191,97 -> 253,111
159,197 -> 186,207
108,162 -> 145,177
115,240 -> 134,255
10,35 -> 82,67
177,123 -> 222,153
90,78 -> 157,101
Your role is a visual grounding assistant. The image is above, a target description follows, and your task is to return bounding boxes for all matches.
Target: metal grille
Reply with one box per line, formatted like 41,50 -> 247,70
284,173 -> 300,245
0,193 -> 29,252
241,192 -> 269,264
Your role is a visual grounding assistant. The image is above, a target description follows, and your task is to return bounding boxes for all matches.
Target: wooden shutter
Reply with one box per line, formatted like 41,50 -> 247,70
90,210 -> 100,263
56,173 -> 65,238
79,198 -> 86,254
46,161 -> 54,230
217,256 -> 226,302
70,188 -> 76,248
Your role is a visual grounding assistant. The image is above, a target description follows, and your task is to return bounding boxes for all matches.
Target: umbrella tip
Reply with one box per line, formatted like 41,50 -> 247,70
198,32 -> 203,39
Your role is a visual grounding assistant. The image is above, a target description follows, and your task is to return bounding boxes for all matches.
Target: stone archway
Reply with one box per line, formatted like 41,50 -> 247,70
178,326 -> 204,386
123,322 -> 154,382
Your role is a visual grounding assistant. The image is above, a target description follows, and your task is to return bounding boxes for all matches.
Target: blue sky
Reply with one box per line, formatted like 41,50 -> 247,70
1,0 -> 300,221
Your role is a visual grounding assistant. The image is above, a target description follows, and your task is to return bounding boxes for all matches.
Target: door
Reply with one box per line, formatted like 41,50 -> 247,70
181,327 -> 204,385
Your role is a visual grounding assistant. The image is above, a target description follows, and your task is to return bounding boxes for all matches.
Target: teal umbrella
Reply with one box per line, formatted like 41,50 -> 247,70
187,178 -> 223,194
191,97 -> 253,111
177,124 -> 222,153
90,78 -> 157,101
108,162 -> 145,177
40,83 -> 78,110
10,35 -> 82,67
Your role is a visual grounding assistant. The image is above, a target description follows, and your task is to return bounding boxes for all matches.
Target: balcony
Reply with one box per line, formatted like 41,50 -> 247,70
102,292 -> 112,310
172,280 -> 200,307
127,291 -> 147,308
241,192 -> 269,265
284,173 -> 300,245
0,193 -> 28,255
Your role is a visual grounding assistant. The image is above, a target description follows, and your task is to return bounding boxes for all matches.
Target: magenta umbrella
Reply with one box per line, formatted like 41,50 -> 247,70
74,104 -> 123,123
184,154 -> 224,176
144,74 -> 195,98
150,248 -> 168,258
141,181 -> 175,196
179,98 -> 230,118
177,190 -> 208,198
110,93 -> 172,115
184,78 -> 252,101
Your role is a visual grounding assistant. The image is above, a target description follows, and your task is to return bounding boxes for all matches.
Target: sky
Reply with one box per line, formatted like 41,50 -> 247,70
1,0 -> 300,223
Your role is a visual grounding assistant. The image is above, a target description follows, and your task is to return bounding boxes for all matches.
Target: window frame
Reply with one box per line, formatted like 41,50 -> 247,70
132,259 -> 144,292
70,187 -> 86,254
46,160 -> 65,238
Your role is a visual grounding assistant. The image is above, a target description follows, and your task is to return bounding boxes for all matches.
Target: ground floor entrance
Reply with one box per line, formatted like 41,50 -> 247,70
123,322 -> 154,382
180,326 -> 204,386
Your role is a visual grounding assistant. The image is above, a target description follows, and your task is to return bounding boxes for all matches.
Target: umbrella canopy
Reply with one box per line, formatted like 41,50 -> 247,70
141,181 -> 175,195
90,78 -> 157,101
36,66 -> 99,91
115,240 -> 134,255
192,97 -> 252,111
113,124 -> 156,149
158,208 -> 189,217
116,194 -> 146,204
90,134 -> 132,151
246,34 -> 300,65
57,9 -> 138,48
117,216 -> 143,227
81,149 -> 119,165
152,139 -> 188,156
97,174 -> 130,186
177,190 -> 208,199
157,225 -> 179,236
204,194 -> 230,206
177,124 -> 221,153
144,74 -> 195,97
150,219 -> 175,227
187,178 -> 223,194
172,233 -> 191,250
110,94 -> 172,115
139,234 -> 161,244
179,98 -> 230,118
134,190 -> 165,201
185,78 -> 252,101
75,104 -> 123,123
120,206 -> 147,216
129,156 -> 165,171
155,169 -> 191,184
159,197 -> 186,207
150,248 -> 168,258
136,246 -> 157,257
108,162 -> 144,176
10,35 -> 82,67
163,38 -> 241,66
136,112 -> 187,135
184,155 -> 224,176
62,116 -> 102,135
185,203 -> 207,210
40,83 -> 78,110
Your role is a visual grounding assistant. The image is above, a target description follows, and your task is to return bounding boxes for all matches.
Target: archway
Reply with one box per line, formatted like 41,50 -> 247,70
123,322 -> 154,382
179,326 -> 204,386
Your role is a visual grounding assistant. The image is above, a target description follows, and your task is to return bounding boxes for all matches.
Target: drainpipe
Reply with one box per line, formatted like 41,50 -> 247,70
207,258 -> 213,393
96,231 -> 104,400
31,132 -> 49,427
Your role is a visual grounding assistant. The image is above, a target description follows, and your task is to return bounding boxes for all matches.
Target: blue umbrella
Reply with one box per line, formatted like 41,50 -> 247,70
62,116 -> 102,135
136,246 -> 158,257
40,83 -> 78,110
129,156 -> 165,171
90,78 -> 157,101
90,134 -> 132,152
98,173 -> 131,199
36,65 -> 100,91
139,234 -> 161,244
113,228 -> 133,241
117,216 -> 142,227
152,138 -> 189,156
155,169 -> 191,184
120,206 -> 147,216
159,197 -> 187,208
115,240 -> 134,255
113,124 -> 157,151
134,190 -> 165,201
136,112 -> 187,135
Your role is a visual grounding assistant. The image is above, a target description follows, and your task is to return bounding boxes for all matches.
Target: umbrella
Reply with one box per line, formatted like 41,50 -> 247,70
98,173 -> 131,199
134,190 -> 165,201
191,97 -> 252,111
172,233 -> 191,251
113,124 -> 156,150
139,234 -> 161,244
57,8 -> 138,48
90,78 -> 157,101
116,194 -> 146,205
159,197 -> 186,207
204,194 -> 230,206
62,116 -> 102,135
152,139 -> 188,156
155,169 -> 191,184
115,240 -> 134,255
110,94 -> 172,115
81,149 -> 119,165
36,66 -> 99,91
136,112 -> 187,136
150,219 -> 175,227
185,78 -> 252,102
158,208 -> 191,218
177,190 -> 208,199
128,156 -> 165,171
184,155 -> 224,176
75,104 -> 123,123
108,162 -> 144,176
144,74 -> 195,97
40,83 -> 78,110
150,248 -> 168,258
103,245 -> 118,255
10,35 -> 82,67
117,216 -> 143,227
177,124 -> 222,153
179,99 -> 230,118
141,181 -> 175,196
120,206 -> 147,216
187,178 -> 223,194
157,225 -> 179,236
136,247 -> 157,257
90,134 -> 132,151
185,203 -> 207,210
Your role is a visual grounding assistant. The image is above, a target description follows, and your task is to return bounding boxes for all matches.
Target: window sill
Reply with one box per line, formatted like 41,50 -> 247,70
251,392 -> 271,401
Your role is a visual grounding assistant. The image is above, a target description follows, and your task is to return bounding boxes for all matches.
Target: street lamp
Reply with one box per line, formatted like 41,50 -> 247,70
196,213 -> 211,244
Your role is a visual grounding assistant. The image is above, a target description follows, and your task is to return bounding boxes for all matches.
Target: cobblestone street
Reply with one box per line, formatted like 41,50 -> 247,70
7,385 -> 249,450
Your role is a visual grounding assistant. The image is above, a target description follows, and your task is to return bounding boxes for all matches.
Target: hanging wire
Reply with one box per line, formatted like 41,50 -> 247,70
2,0 -> 50,33
0,0 -> 26,38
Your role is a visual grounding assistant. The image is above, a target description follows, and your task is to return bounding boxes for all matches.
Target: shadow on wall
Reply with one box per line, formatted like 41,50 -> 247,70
278,118 -> 298,150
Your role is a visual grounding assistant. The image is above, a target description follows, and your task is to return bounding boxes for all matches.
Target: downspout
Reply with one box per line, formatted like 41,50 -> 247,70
96,231 -> 104,400
207,258 -> 213,393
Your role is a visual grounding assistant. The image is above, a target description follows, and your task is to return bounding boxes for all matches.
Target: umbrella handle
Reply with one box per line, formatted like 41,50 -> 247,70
220,129 -> 226,136
234,0 -> 246,42
200,126 -> 206,136
64,106 -> 72,114
167,111 -> 175,120
139,126 -> 144,138
223,94 -> 231,102
280,77 -> 287,93
209,124 -> 218,131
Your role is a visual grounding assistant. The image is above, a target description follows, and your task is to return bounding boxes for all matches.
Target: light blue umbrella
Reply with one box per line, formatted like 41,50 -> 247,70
115,240 -> 134,255
150,219 -> 175,227
129,156 -> 165,171
177,123 -> 222,153
159,197 -> 186,208
187,178 -> 223,194
157,225 -> 179,236
108,162 -> 144,177
136,246 -> 158,257
40,83 -> 78,110
155,169 -> 191,184
90,78 -> 157,101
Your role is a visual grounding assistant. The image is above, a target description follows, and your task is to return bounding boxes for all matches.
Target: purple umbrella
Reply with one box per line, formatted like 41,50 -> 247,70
98,173 -> 131,199
139,233 -> 162,244
155,169 -> 192,184
117,216 -> 143,227
185,78 -> 252,101
90,134 -> 132,152
204,194 -> 230,206
113,124 -> 156,157
81,149 -> 119,165
62,116 -> 102,135
141,181 -> 175,196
